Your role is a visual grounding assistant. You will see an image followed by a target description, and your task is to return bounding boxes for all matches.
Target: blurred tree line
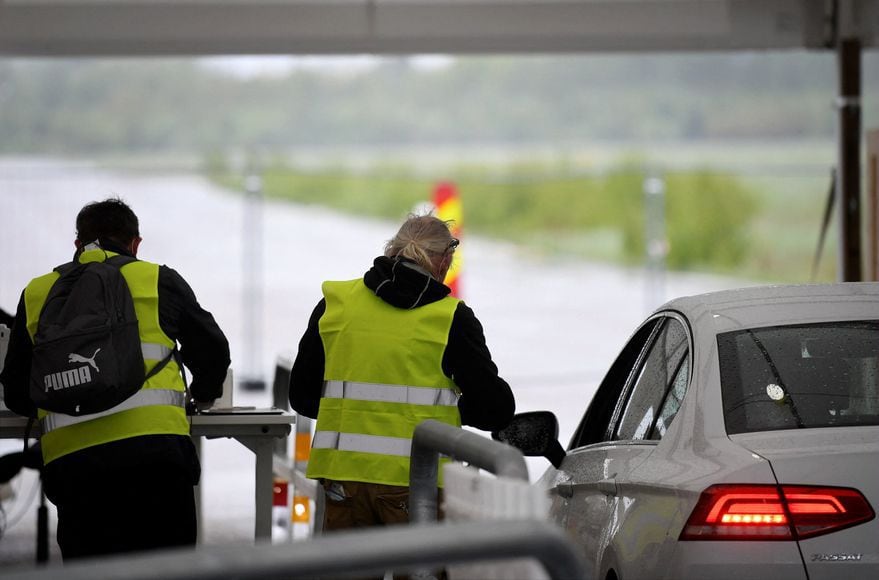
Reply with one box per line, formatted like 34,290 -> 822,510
1,52 -> 878,154
212,159 -> 758,273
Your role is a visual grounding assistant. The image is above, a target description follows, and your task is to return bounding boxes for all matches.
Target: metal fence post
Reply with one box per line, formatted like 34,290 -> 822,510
409,420 -> 532,579
410,420 -> 529,526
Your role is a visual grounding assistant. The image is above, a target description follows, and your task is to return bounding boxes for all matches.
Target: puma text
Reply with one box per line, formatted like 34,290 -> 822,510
44,366 -> 92,392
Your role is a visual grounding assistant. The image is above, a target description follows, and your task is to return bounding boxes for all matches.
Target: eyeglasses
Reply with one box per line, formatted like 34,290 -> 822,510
446,238 -> 460,253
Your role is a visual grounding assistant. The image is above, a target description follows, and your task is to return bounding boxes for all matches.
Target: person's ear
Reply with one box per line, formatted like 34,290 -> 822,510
435,254 -> 452,281
130,237 -> 142,257
74,239 -> 82,250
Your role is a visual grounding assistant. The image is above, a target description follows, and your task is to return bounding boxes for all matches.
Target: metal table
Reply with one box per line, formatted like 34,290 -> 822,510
0,409 -> 294,542
190,410 -> 294,541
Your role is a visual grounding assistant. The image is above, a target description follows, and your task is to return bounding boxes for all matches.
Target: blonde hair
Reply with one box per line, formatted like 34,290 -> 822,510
384,214 -> 456,272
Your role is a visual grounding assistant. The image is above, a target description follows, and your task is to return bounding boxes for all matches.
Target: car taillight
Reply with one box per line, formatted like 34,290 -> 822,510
680,484 -> 875,541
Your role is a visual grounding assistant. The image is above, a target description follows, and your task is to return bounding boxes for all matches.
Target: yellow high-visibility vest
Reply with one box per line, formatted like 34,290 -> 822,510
24,248 -> 189,465
307,279 -> 461,487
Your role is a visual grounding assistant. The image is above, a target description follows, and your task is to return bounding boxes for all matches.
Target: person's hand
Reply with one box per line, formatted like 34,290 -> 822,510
186,398 -> 216,414
194,399 -> 216,413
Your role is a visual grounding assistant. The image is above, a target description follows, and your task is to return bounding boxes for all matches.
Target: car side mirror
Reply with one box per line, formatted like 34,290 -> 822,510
492,411 -> 566,469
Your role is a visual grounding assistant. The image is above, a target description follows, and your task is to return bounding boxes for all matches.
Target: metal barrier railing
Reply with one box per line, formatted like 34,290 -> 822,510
408,419 -> 588,580
6,419 -> 586,580
5,519 -> 585,580
278,418 -> 534,539
410,419 -> 529,526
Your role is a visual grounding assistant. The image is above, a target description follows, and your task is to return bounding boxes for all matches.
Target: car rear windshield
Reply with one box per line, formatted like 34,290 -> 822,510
719,321 -> 879,434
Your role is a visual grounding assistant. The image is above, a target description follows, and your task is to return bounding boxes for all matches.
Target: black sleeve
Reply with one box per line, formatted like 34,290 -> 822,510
289,299 -> 326,419
443,302 -> 516,431
158,266 -> 230,403
0,306 -> 14,327
0,292 -> 37,418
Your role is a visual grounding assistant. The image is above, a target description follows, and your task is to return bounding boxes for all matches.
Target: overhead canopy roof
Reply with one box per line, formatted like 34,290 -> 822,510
0,0 -> 876,57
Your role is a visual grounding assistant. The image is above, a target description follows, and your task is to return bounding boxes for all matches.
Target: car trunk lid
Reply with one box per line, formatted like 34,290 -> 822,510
731,426 -> 879,580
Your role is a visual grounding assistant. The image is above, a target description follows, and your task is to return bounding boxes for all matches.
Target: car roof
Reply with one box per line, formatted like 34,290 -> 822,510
656,282 -> 879,333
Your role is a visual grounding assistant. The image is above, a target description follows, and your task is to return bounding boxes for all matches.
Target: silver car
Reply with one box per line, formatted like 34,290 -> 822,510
497,282 -> 878,580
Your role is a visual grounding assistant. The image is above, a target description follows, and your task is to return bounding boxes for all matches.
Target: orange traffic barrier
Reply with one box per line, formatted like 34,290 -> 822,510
433,182 -> 463,297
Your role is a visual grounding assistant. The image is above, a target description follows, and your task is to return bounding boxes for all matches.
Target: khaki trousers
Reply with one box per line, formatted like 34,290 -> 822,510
322,480 -> 411,530
320,480 -> 446,580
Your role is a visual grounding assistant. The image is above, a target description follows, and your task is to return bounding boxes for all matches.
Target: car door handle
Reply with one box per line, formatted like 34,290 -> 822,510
598,478 -> 618,496
555,481 -> 574,498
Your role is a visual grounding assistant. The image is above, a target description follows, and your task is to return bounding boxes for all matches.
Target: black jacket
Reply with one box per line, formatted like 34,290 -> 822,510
289,256 -> 515,432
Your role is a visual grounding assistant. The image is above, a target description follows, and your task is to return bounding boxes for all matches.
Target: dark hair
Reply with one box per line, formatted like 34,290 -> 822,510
75,197 -> 140,246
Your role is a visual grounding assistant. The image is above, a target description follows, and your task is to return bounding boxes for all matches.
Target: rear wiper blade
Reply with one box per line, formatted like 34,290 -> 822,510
746,329 -> 805,428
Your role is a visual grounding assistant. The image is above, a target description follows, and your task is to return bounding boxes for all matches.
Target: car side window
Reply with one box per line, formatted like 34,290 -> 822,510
568,318 -> 663,448
650,354 -> 690,440
615,317 -> 689,441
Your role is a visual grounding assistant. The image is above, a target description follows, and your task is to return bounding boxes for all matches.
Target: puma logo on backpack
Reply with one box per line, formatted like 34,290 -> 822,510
30,253 -> 171,417
68,348 -> 101,372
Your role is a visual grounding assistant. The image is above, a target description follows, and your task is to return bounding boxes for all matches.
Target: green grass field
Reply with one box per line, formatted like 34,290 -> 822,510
207,139 -> 849,284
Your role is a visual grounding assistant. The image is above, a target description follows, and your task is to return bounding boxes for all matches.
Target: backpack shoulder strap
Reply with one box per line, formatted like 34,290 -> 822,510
102,254 -> 170,379
104,254 -> 137,269
52,261 -> 79,277
144,346 -> 179,382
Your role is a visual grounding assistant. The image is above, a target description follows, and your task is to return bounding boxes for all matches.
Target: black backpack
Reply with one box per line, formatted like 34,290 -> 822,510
29,255 -> 171,416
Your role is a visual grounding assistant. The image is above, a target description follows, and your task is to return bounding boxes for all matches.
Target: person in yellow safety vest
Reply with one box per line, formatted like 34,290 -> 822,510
289,213 -> 515,534
0,197 -> 230,560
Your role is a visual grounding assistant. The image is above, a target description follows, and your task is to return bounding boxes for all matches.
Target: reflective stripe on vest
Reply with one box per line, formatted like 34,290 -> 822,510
142,342 -> 172,361
322,380 -> 458,407
312,430 -> 412,457
40,388 -> 186,433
